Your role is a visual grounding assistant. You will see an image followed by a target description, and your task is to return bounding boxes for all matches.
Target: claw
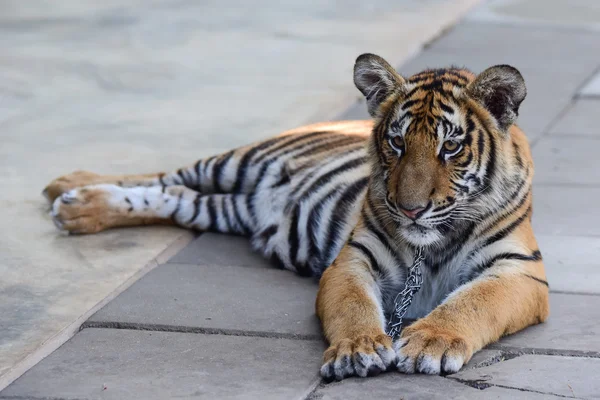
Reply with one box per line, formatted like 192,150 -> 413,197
60,191 -> 77,204
52,217 -> 64,230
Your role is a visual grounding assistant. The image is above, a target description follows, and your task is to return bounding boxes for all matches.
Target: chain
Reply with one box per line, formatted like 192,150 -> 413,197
386,246 -> 425,340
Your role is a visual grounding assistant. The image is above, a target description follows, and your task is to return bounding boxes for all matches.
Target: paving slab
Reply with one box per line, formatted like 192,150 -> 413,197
450,354 -> 600,399
168,233 -> 269,267
88,262 -> 321,338
549,99 -> 600,137
0,328 -> 323,400
533,137 -> 600,186
315,373 -> 559,400
537,235 -> 600,294
532,185 -> 600,237
494,293 -> 600,355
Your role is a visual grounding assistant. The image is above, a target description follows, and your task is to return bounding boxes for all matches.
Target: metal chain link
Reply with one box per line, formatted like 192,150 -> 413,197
386,246 -> 425,340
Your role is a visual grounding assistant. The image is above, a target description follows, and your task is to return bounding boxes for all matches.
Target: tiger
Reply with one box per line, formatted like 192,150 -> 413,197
43,53 -> 549,381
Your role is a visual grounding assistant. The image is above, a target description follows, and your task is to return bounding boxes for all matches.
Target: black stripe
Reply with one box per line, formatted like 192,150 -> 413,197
231,195 -> 251,235
258,224 -> 278,243
291,136 -> 363,160
322,177 -> 369,264
482,130 -> 497,194
212,151 -> 235,193
203,156 -> 217,179
523,273 -> 549,287
288,206 -> 301,267
221,195 -> 233,232
177,168 -> 185,184
246,192 -> 257,225
401,99 -> 420,110
300,160 -> 369,266
232,136 -> 285,193
466,250 -> 542,282
254,135 -> 346,193
475,128 -> 485,172
513,140 -> 523,168
288,148 -> 363,199
295,155 -> 367,203
362,197 -> 404,269
482,205 -> 531,248
170,192 -> 184,220
206,196 -> 218,231
439,101 -> 454,114
124,196 -> 133,212
252,131 -> 332,164
347,241 -> 382,274
187,195 -> 202,224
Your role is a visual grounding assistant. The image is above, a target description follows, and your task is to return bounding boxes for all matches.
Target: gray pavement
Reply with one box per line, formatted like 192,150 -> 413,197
3,0 -> 600,399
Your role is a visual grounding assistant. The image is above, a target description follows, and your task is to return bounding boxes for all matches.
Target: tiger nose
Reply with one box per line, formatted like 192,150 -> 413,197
398,205 -> 426,220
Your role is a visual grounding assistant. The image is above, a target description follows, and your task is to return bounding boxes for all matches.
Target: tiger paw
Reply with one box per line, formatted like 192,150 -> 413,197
394,321 -> 472,375
320,334 -> 396,381
43,171 -> 101,203
50,186 -> 115,234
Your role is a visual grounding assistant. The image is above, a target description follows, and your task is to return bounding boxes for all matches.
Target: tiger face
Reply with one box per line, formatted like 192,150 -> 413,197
354,54 -> 527,247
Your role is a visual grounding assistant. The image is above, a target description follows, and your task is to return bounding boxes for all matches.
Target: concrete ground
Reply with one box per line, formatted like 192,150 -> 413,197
2,0 -> 600,398
0,0 -> 479,389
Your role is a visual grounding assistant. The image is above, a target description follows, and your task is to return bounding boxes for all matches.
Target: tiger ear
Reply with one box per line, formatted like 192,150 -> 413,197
467,65 -> 526,132
354,53 -> 405,117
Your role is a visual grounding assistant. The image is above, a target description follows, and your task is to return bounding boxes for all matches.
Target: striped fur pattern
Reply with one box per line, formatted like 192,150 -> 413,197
44,54 -> 549,381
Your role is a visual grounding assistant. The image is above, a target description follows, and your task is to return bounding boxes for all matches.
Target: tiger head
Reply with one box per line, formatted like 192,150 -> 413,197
354,54 -> 529,247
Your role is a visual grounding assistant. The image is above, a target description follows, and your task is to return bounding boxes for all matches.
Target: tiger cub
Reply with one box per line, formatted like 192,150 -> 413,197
44,54 -> 549,381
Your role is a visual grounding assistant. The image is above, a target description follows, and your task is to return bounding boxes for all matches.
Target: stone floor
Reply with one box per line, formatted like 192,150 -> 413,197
3,0 -> 600,398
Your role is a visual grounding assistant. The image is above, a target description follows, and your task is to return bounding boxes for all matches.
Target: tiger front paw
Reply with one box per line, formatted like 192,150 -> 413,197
395,321 -> 472,375
43,171 -> 101,203
320,334 -> 396,381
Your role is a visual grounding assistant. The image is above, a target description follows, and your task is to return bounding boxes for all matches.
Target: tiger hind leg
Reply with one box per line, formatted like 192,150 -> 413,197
42,148 -> 246,203
50,184 -> 254,235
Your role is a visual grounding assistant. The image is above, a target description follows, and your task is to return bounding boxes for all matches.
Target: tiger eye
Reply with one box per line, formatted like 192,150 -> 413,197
443,141 -> 459,152
391,136 -> 404,149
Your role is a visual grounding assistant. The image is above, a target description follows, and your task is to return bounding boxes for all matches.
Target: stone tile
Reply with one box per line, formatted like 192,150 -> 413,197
533,137 -> 600,185
579,69 -> 600,97
316,373 -> 556,400
88,262 -> 321,337
0,328 -> 323,400
549,99 -> 600,137
532,185 -> 600,236
495,293 -> 600,354
537,235 -> 600,294
450,354 -> 600,399
167,233 -> 270,267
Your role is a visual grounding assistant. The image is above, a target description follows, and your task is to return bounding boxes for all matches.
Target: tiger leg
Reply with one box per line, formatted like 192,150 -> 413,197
316,245 -> 397,381
395,264 -> 549,375
42,149 -> 246,203
50,184 -> 254,235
